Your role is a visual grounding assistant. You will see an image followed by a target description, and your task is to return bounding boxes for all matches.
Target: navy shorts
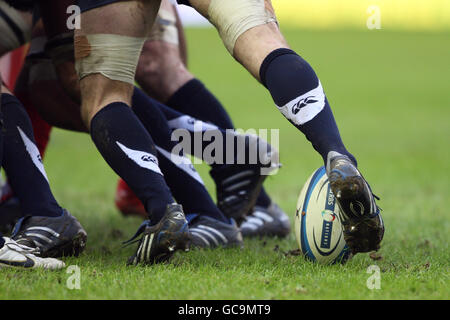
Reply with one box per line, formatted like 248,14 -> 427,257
77,0 -> 124,12
78,0 -> 193,12
176,0 -> 191,6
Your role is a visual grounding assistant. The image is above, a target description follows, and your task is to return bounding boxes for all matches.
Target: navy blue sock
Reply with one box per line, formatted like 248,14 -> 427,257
131,88 -> 228,223
0,234 -> 4,248
166,79 -> 235,129
156,95 -> 270,169
166,79 -> 273,208
260,49 -> 356,166
1,93 -> 62,217
155,101 -> 234,166
90,102 -> 173,223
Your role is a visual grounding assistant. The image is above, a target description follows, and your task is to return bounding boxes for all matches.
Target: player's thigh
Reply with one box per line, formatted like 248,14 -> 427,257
139,0 -> 180,75
137,0 -> 192,101
30,3 -> 80,102
188,0 -> 288,80
75,0 -> 161,124
137,40 -> 190,102
26,59 -> 86,132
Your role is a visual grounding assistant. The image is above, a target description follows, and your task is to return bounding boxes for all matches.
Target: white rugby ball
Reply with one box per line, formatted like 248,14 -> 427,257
294,166 -> 351,264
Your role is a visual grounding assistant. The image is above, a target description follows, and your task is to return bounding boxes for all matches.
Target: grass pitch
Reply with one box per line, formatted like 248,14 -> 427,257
0,28 -> 449,300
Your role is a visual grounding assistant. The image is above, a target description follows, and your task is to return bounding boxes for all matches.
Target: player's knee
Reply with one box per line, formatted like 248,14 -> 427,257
137,42 -> 184,79
136,41 -> 192,101
137,3 -> 182,86
206,0 -> 278,54
136,42 -> 169,83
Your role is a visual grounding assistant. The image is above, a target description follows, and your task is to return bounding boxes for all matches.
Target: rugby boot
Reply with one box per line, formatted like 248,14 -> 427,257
0,237 -> 65,270
126,203 -> 190,265
187,214 -> 243,248
11,209 -> 87,258
326,152 -> 384,254
211,135 -> 280,223
240,202 -> 291,238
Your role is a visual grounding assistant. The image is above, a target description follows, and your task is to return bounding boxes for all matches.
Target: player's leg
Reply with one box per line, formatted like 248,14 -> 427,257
134,90 -> 280,221
74,1 -> 178,225
0,2 -> 31,229
183,0 -> 352,165
16,30 -> 87,133
135,0 -> 192,102
0,30 -> 85,231
21,28 -> 242,248
0,2 -> 86,255
41,0 -> 190,263
37,0 -> 177,224
0,84 -> 87,257
183,0 -> 384,253
0,23 -> 62,268
129,87 -> 243,248
14,26 -> 242,249
134,1 -> 289,236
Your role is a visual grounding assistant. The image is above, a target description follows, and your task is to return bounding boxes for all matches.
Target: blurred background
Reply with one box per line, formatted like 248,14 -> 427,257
177,0 -> 450,30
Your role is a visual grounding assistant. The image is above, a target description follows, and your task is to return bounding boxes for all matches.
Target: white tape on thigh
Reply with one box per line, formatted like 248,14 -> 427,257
207,0 -> 277,54
74,34 -> 146,84
0,1 -> 31,53
277,81 -> 326,126
148,9 -> 179,45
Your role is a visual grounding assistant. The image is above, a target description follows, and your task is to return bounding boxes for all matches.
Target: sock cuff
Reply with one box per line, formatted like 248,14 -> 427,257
167,78 -> 205,106
259,48 -> 298,87
90,102 -> 132,131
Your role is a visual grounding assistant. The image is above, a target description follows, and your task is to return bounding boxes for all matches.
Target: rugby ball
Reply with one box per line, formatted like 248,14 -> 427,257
294,166 -> 351,264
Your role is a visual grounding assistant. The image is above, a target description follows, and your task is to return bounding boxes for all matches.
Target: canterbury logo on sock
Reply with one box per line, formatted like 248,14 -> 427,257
116,141 -> 163,175
167,115 -> 218,132
17,127 -> 49,182
277,81 -> 326,126
156,146 -> 204,185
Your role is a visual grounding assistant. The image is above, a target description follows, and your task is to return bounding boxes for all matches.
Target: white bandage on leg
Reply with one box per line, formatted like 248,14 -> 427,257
277,81 -> 326,126
74,34 -> 146,84
0,1 -> 31,54
148,9 -> 179,45
207,0 -> 277,54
